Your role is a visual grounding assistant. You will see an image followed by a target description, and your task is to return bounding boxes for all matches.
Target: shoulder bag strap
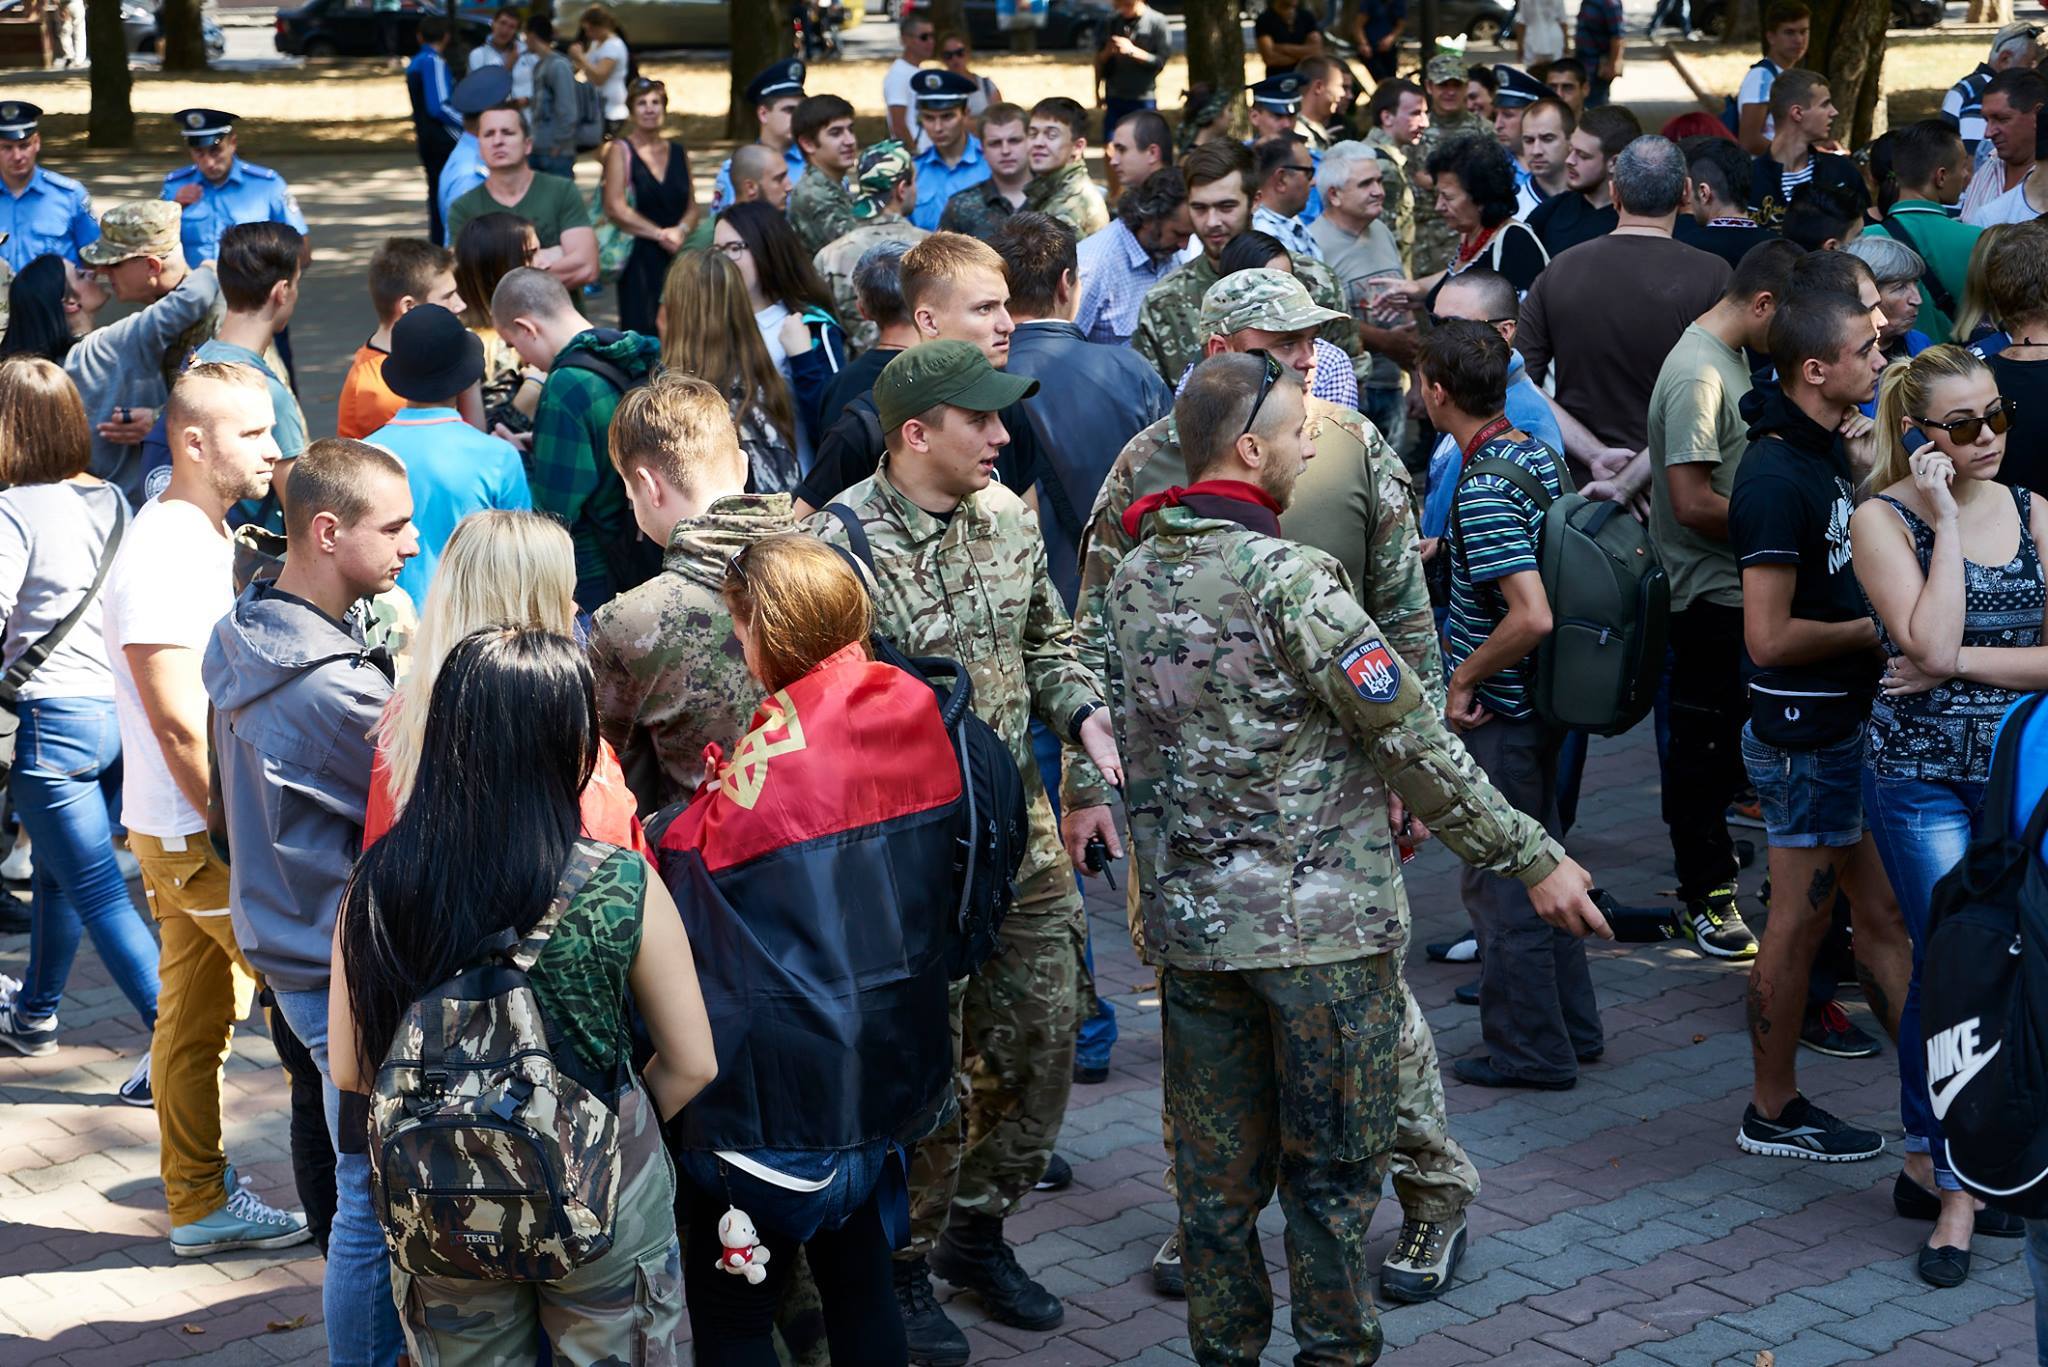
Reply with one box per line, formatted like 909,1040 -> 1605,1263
509,838 -> 616,973
0,494 -> 128,708
1880,213 -> 1959,319
823,501 -> 876,570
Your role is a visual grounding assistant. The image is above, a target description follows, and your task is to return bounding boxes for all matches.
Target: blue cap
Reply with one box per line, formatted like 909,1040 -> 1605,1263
0,101 -> 40,140
451,66 -> 513,116
173,108 -> 236,147
1250,73 -> 1305,114
910,67 -> 978,109
746,58 -> 805,104
1493,64 -> 1548,110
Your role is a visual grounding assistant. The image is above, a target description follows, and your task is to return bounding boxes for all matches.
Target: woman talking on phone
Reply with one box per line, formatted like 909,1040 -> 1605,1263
1853,342 -> 2047,1289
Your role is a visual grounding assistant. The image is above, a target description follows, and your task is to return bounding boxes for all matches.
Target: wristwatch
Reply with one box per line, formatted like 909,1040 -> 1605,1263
1067,701 -> 1104,743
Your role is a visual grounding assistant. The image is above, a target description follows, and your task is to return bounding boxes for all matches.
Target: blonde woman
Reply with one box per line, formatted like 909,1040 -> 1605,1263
658,249 -> 802,494
1950,221 -> 2013,348
1853,342 -> 2048,1287
362,510 -> 647,851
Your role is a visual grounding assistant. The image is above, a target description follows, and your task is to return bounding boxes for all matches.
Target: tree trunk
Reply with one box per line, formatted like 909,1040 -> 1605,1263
1185,0 -> 1245,98
159,0 -> 206,70
927,0 -> 965,40
727,0 -> 790,140
86,0 -> 131,147
1808,0 -> 1888,147
1726,0 -> 1759,44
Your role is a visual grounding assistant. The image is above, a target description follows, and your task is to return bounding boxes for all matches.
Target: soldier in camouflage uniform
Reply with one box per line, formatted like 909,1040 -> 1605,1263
803,340 -> 1123,1359
1019,97 -> 1109,239
784,95 -> 861,257
1363,79 -> 1429,274
1131,140 -> 1361,386
1100,351 -> 1607,1364
1410,55 -> 1488,278
1069,271 -> 1478,1306
813,142 -> 927,355
587,374 -> 796,810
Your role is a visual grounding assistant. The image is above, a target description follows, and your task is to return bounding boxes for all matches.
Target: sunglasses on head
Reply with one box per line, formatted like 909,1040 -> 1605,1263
1917,397 -> 2015,444
1239,349 -> 1285,438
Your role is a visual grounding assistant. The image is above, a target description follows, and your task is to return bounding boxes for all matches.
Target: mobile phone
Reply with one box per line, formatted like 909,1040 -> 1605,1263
1904,427 -> 1930,450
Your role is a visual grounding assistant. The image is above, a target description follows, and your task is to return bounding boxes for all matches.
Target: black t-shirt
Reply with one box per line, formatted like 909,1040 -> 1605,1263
1988,351 -> 2048,498
1254,2 -> 1321,71
1425,220 -> 1549,311
1748,150 -> 1868,228
1727,389 -> 1876,707
1673,216 -> 1780,269
1525,192 -> 1617,258
822,345 -> 897,425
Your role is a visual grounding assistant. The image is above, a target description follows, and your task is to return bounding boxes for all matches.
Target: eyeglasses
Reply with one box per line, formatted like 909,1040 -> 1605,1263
1239,349 -> 1284,438
1917,398 -> 2015,444
1427,313 -> 1516,327
725,547 -> 752,588
942,46 -> 968,58
712,239 -> 750,259
1276,164 -> 1315,177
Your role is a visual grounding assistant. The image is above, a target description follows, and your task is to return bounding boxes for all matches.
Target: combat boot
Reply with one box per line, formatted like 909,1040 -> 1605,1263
929,1211 -> 1064,1330
891,1256 -> 969,1366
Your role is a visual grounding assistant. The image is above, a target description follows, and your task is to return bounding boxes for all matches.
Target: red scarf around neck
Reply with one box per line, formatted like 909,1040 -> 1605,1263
1121,479 -> 1284,538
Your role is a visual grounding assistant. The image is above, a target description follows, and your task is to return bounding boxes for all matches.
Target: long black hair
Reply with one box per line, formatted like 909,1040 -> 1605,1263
341,628 -> 598,1069
0,256 -> 74,362
720,200 -> 837,320
1219,230 -> 1290,277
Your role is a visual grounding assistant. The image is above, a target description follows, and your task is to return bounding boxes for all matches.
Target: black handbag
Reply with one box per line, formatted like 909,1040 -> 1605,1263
0,497 -> 127,779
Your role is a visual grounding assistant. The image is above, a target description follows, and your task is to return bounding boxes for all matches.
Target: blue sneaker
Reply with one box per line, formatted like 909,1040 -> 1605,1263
0,973 -> 57,1057
170,1165 -> 311,1257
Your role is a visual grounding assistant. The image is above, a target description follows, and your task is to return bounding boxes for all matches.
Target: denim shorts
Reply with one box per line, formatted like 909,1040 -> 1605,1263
1739,723 -> 1867,849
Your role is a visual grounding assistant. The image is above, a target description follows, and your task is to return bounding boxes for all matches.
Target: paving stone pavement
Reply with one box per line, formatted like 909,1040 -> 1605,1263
1,724 -> 2041,1365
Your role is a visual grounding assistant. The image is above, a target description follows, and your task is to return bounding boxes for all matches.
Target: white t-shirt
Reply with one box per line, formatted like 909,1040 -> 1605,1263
884,58 -> 933,153
1962,159 -> 2027,225
467,41 -> 536,103
589,34 -> 629,119
756,300 -> 791,371
1737,60 -> 1781,141
102,497 -> 234,838
1969,175 -> 2046,227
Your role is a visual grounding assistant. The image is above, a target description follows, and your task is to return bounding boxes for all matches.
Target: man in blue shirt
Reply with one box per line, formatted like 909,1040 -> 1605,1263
710,59 -> 810,217
363,304 -> 529,607
435,67 -> 512,248
909,68 -> 990,231
0,101 -> 97,270
406,18 -> 463,247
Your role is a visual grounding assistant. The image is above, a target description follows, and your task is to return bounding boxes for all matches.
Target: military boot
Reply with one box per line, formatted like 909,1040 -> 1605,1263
891,1256 -> 968,1367
929,1211 -> 1064,1330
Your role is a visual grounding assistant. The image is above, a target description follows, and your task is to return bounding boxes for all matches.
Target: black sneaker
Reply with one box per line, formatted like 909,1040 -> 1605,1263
1678,888 -> 1759,960
117,1053 -> 153,1107
1034,1153 -> 1073,1192
1738,1094 -> 1885,1162
1801,1000 -> 1881,1058
1151,1228 -> 1184,1298
1072,1060 -> 1109,1085
892,1257 -> 969,1367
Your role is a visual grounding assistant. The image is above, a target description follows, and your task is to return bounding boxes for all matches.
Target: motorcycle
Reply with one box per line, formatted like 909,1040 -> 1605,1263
791,0 -> 844,60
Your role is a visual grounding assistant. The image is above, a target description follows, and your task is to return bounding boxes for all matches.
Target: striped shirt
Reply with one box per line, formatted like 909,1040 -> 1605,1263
1443,433 -> 1564,720
1942,62 -> 1997,155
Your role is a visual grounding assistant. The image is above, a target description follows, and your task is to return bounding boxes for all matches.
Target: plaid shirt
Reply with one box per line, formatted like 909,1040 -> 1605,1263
529,328 -> 660,610
1074,220 -> 1182,346
1574,0 -> 1624,66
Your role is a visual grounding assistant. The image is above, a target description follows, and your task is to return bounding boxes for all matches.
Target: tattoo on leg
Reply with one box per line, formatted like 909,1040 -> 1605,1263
1746,974 -> 1771,1040
1855,959 -> 1898,1041
1805,865 -> 1839,911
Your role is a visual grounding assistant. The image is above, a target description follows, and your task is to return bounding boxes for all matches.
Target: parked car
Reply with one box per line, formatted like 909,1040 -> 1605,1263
548,0 -> 865,50
892,0 -> 1112,51
274,0 -> 491,58
122,1 -> 227,58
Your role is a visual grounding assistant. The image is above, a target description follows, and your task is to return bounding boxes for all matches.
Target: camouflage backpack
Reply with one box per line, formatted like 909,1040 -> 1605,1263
369,840 -> 625,1282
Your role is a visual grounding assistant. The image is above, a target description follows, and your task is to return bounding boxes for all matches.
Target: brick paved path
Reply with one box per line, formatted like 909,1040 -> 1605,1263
2,725 -> 2040,1365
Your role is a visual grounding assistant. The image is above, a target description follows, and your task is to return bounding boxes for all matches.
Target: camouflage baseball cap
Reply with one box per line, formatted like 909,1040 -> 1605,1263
874,340 -> 1037,433
851,140 -> 915,220
81,201 -> 181,266
1199,269 -> 1346,338
1425,53 -> 1468,84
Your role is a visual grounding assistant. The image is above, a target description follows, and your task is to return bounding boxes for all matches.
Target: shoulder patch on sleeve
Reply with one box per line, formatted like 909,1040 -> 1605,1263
1340,638 -> 1402,702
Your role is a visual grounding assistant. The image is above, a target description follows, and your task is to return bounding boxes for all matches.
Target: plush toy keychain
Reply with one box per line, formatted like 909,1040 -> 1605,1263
715,1207 -> 771,1284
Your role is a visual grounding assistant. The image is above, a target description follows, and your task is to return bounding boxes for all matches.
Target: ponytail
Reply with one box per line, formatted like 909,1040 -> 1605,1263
1869,343 -> 1989,493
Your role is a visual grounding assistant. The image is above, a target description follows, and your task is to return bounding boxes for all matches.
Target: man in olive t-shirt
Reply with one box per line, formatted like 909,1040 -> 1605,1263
1643,238 -> 1798,960
446,106 -> 598,288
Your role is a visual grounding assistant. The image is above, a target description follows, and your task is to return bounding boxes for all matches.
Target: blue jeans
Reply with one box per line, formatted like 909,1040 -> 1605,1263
9,696 -> 159,1026
1863,771 -> 1983,1191
531,151 -> 576,178
2027,1218 -> 2048,1366
1032,719 -> 1116,1068
273,986 -> 404,1367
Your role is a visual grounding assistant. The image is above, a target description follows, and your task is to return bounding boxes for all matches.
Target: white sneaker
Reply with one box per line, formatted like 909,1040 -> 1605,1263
1,841 -> 33,882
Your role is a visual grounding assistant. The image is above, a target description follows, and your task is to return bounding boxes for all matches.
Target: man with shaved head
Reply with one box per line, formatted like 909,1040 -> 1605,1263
731,142 -> 793,212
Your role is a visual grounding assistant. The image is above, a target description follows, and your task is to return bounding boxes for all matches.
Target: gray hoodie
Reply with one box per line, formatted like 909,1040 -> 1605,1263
202,579 -> 392,994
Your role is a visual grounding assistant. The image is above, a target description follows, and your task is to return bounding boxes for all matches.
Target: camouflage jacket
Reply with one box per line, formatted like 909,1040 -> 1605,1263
588,494 -> 795,811
1364,128 -> 1417,274
804,466 -> 1108,911
1410,111 -> 1487,277
1129,252 -> 1362,388
938,179 -> 1020,240
788,168 -> 860,257
814,216 -> 929,354
1022,161 -> 1111,240
1103,505 -> 1562,971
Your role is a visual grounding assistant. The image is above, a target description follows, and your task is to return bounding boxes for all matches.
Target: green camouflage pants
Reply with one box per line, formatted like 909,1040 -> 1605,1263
391,1087 -> 684,1366
904,905 -> 1088,1256
1389,984 -> 1479,1221
1163,955 -> 1399,1367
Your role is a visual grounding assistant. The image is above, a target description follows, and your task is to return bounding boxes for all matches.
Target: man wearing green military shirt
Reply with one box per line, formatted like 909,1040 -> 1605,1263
1410,54 -> 1488,277
1102,350 -> 1608,1364
785,94 -> 861,256
1022,98 -> 1111,239
1131,140 -> 1361,386
1071,269 -> 1481,1308
1365,78 -> 1431,273
805,340 -> 1124,1362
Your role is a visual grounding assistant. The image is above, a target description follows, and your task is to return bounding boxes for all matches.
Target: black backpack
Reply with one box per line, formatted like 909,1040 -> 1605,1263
822,504 -> 1029,979
1922,691 -> 2048,1216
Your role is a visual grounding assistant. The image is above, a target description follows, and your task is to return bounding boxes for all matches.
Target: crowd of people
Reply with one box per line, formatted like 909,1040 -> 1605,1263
3,0 -> 2048,1364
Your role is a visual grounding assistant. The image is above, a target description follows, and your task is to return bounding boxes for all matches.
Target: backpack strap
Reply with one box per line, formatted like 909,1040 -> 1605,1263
0,495 -> 126,707
510,839 -> 616,973
553,351 -> 635,393
1461,454 -> 1556,512
822,501 -> 876,571
1881,213 -> 1959,320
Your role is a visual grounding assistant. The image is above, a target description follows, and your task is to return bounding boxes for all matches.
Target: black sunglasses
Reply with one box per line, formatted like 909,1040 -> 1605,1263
942,45 -> 968,57
1918,397 -> 2015,445
1239,349 -> 1284,438
1427,313 -> 1515,327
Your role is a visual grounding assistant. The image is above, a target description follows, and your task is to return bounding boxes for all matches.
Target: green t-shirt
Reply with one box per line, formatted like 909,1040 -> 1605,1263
1646,322 -> 1751,612
447,171 -> 592,251
529,847 -> 644,1083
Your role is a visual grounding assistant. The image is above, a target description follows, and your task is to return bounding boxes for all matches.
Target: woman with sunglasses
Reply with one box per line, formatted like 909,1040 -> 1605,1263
938,31 -> 1001,118
1854,342 -> 2045,1288
604,77 -> 696,336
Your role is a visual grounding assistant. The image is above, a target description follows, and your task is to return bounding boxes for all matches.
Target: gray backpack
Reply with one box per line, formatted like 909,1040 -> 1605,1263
572,79 -> 606,152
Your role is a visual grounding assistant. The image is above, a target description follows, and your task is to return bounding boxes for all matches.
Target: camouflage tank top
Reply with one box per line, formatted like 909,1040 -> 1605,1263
528,847 -> 646,1083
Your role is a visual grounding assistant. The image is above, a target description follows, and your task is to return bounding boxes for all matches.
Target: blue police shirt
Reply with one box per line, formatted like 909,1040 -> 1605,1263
709,143 -> 808,218
911,136 -> 990,232
437,133 -> 486,246
160,157 -> 309,265
0,166 -> 97,271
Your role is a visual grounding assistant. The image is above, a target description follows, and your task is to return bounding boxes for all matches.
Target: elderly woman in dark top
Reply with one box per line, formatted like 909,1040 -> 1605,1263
1387,133 -> 1549,311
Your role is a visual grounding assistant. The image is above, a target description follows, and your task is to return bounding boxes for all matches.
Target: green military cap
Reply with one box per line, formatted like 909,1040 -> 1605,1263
80,201 -> 182,266
874,340 -> 1038,433
1425,52 -> 1468,84
852,140 -> 915,220
1199,268 -> 1346,337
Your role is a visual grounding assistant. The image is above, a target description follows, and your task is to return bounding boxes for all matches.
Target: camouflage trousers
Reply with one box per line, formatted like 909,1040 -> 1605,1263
391,1087 -> 684,1366
1162,955 -> 1400,1367
904,904 -> 1090,1256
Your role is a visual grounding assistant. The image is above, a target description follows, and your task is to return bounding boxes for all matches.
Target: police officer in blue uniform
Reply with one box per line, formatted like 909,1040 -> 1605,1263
1494,65 -> 1550,213
709,59 -> 810,216
161,109 -> 310,267
436,66 -> 512,248
1248,73 -> 1324,224
908,67 -> 989,231
0,102 -> 98,271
